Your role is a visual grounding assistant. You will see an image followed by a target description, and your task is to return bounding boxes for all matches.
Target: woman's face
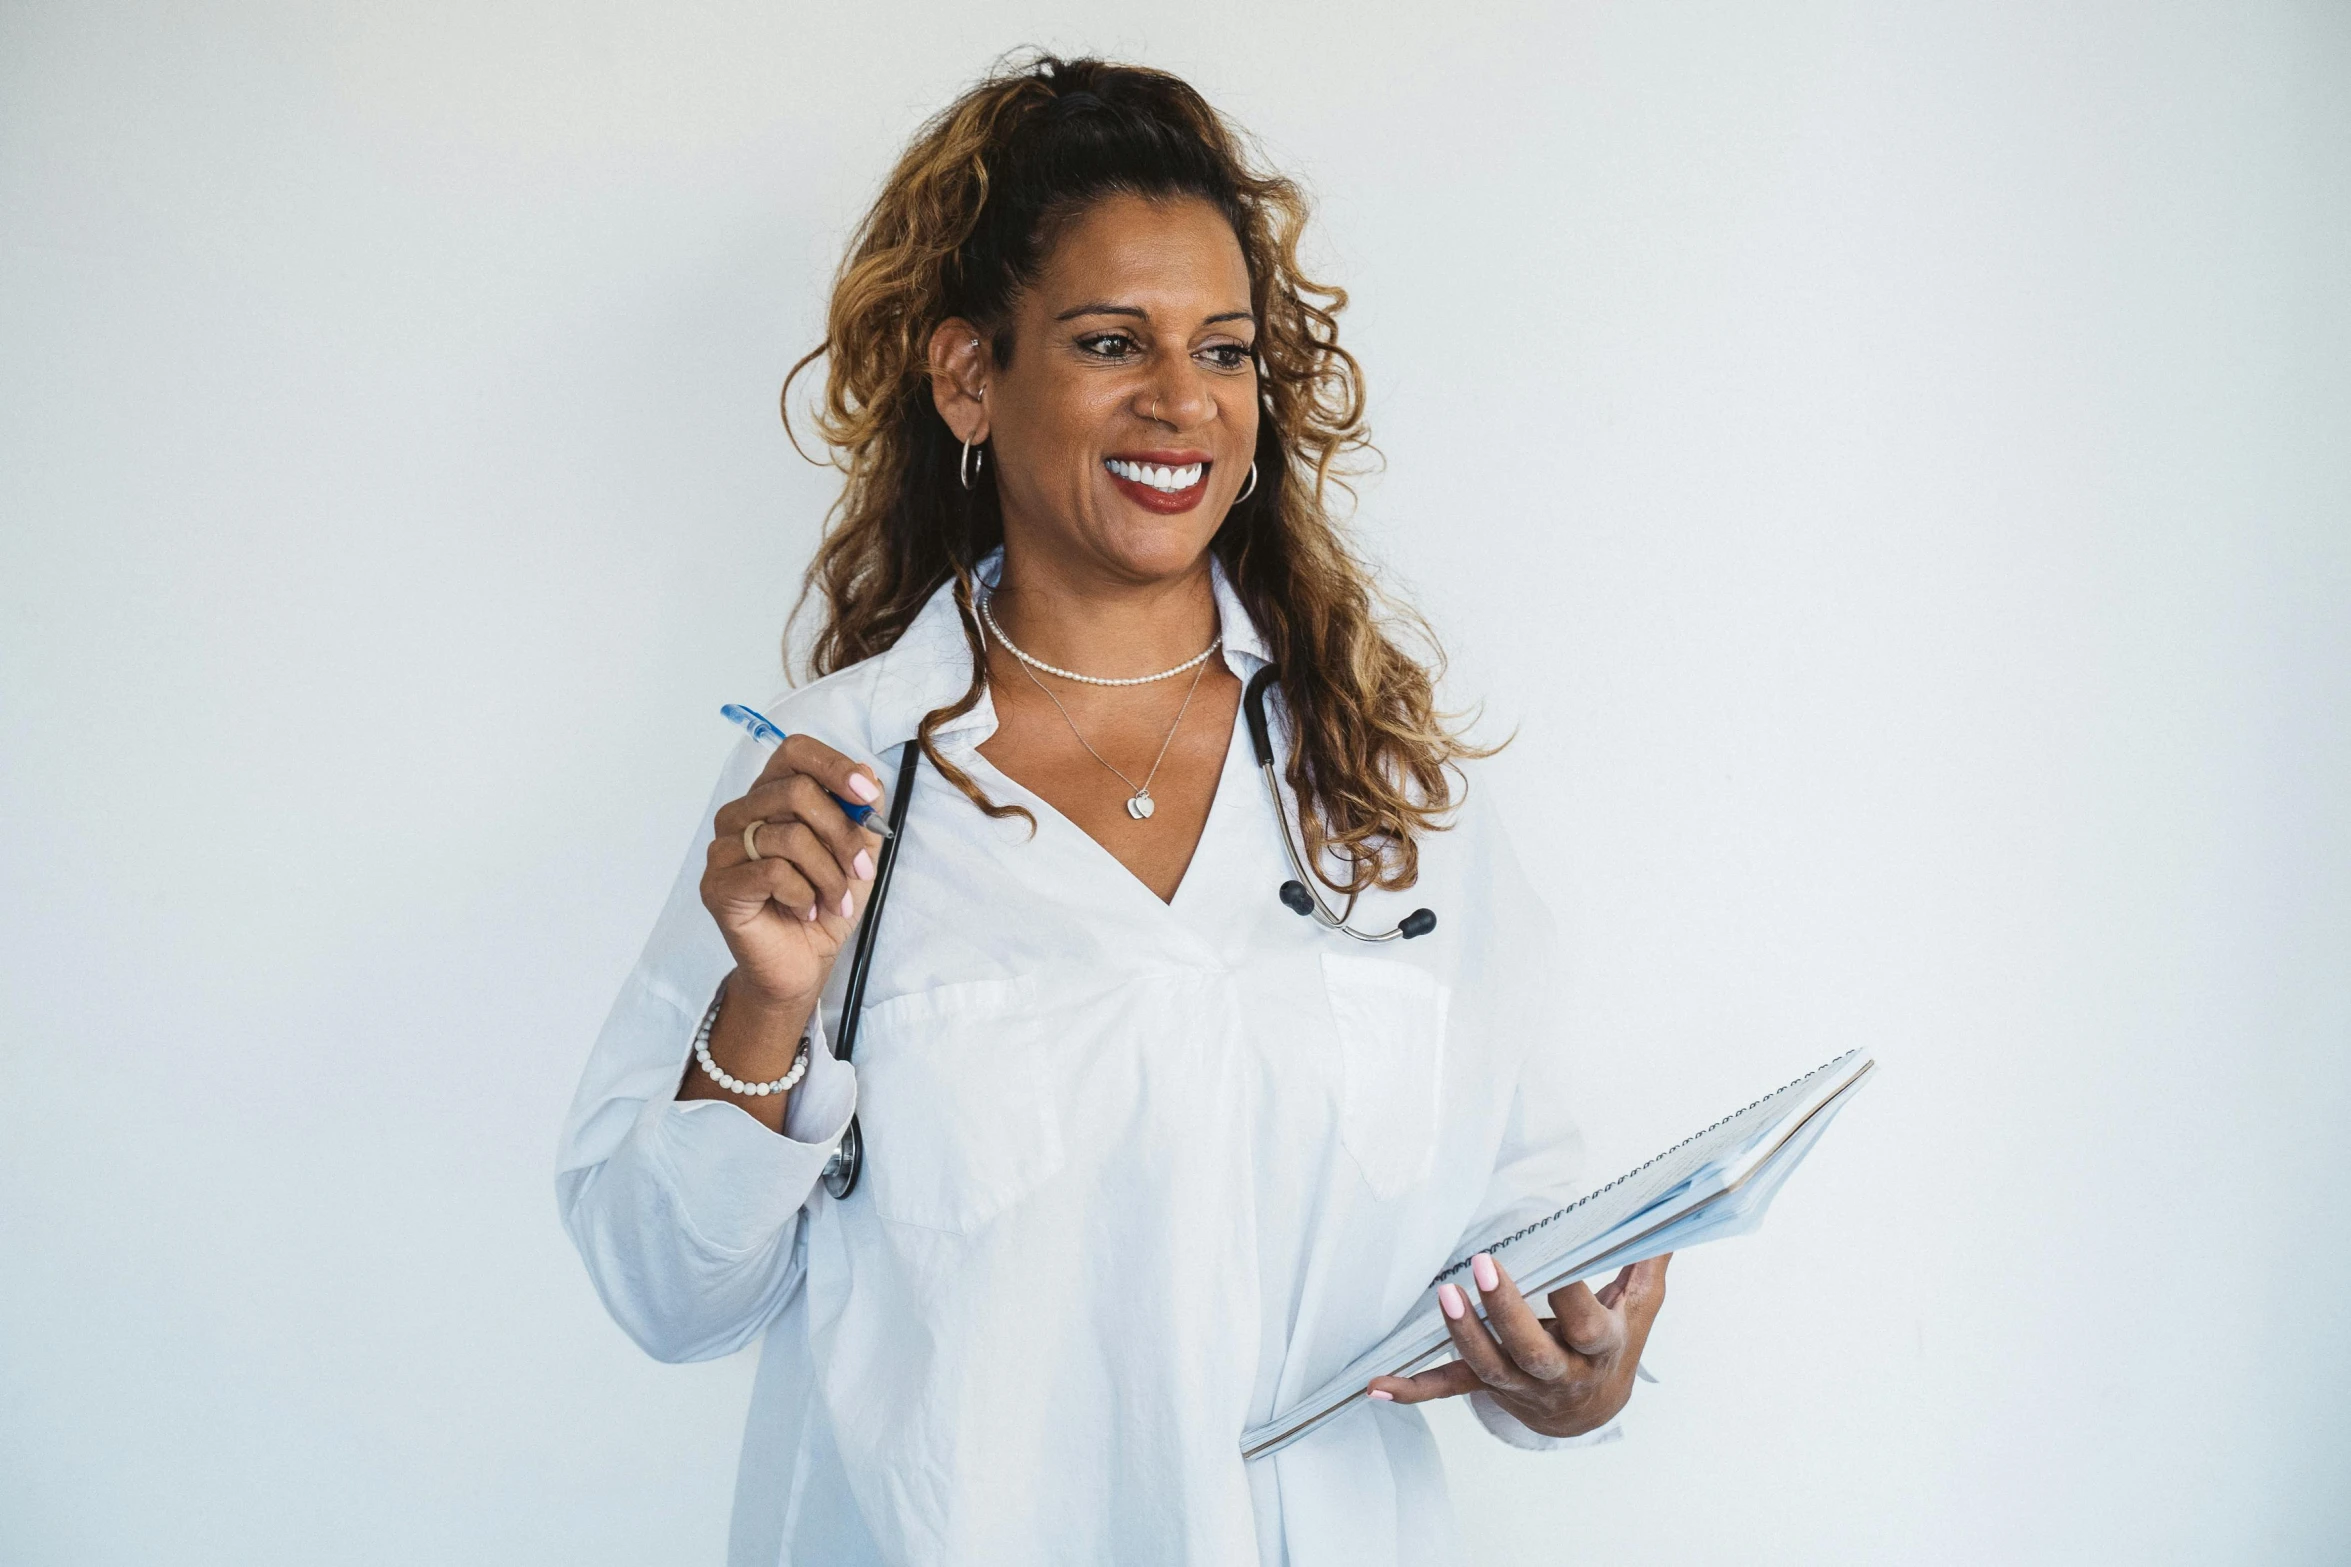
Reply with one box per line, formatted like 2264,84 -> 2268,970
943,192 -> 1260,587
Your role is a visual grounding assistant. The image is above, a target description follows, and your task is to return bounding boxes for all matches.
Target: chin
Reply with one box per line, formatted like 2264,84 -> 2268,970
1092,512 -> 1223,582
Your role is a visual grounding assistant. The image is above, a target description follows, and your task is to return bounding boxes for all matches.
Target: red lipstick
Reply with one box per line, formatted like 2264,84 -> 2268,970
1103,451 -> 1213,515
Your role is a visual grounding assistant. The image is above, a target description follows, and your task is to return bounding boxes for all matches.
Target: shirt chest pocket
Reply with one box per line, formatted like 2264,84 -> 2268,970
849,975 -> 1065,1235
1320,952 -> 1450,1201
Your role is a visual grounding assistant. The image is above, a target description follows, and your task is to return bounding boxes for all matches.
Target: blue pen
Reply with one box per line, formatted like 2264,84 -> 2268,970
720,703 -> 895,840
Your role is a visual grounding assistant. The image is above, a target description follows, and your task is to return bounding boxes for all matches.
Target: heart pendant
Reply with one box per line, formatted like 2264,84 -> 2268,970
1126,791 -> 1156,820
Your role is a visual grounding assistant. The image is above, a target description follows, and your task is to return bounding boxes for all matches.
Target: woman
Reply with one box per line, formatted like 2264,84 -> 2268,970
558,54 -> 1668,1566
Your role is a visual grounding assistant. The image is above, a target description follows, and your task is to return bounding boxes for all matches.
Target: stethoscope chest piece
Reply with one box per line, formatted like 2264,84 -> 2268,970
821,1117 -> 863,1200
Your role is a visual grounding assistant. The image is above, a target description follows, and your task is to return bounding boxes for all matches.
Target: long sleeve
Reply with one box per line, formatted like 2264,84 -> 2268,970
554,732 -> 856,1362
1450,791 -> 1588,1251
1445,795 -> 1626,1451
1450,1035 -> 1626,1452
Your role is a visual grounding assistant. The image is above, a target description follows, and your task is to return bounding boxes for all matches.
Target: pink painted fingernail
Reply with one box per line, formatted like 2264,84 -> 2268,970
838,891 -> 854,918
1368,1389 -> 1394,1402
852,849 -> 874,881
845,772 -> 880,802
801,902 -> 818,923
1472,1253 -> 1499,1292
1438,1283 -> 1466,1320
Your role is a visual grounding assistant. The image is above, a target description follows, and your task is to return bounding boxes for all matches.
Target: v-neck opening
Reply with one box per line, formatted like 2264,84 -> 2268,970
963,695 -> 1243,915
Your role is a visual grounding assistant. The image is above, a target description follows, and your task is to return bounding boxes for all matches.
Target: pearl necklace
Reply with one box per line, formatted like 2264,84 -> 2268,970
976,591 -> 1221,687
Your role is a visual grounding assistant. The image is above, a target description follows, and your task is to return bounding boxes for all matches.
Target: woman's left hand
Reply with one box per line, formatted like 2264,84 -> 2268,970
1366,1252 -> 1669,1438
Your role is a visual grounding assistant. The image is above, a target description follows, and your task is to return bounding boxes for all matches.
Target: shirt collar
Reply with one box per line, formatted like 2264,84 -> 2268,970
853,548 -> 1270,757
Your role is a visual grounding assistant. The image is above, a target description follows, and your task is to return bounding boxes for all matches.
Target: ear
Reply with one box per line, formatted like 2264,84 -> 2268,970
928,318 -> 992,444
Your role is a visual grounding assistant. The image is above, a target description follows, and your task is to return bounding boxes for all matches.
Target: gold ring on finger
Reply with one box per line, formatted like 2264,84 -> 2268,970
742,819 -> 767,862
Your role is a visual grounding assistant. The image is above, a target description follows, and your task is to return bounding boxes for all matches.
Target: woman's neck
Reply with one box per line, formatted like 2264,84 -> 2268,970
985,546 -> 1221,682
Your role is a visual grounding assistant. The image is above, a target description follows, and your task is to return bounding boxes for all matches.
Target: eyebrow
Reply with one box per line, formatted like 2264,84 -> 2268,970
1053,302 -> 1256,327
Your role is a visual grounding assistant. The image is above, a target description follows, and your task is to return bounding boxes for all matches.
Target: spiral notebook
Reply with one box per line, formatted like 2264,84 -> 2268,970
1239,1049 -> 1877,1461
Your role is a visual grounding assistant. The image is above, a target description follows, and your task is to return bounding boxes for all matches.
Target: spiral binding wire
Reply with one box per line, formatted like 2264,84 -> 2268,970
1424,1049 -> 1862,1291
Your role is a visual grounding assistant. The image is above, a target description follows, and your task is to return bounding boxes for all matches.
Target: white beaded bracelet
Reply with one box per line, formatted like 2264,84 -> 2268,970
692,983 -> 811,1098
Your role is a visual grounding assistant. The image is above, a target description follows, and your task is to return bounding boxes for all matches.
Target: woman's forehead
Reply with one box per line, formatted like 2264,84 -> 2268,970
1029,193 -> 1252,321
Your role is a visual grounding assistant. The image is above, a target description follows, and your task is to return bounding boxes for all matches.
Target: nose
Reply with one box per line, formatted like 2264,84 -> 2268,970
1139,354 -> 1218,430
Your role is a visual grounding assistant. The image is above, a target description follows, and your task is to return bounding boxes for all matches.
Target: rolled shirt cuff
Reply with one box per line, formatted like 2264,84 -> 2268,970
1466,1388 -> 1626,1452
650,1006 -> 856,1255
781,1006 -> 855,1146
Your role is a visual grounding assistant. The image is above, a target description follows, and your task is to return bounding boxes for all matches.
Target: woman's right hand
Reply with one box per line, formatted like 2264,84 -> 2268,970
702,734 -> 887,1009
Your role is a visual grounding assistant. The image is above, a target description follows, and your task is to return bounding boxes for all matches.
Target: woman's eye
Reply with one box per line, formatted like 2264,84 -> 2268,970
1201,344 -> 1252,371
1078,333 -> 1138,360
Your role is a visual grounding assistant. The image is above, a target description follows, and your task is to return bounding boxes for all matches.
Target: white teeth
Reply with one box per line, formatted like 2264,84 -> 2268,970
1105,459 -> 1204,492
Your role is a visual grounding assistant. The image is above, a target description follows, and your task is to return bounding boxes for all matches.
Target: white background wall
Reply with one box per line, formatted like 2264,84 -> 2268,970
4,2 -> 2345,1562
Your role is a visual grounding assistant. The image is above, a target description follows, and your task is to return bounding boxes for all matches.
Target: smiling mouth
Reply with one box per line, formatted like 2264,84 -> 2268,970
1102,457 -> 1206,493
1101,455 -> 1212,516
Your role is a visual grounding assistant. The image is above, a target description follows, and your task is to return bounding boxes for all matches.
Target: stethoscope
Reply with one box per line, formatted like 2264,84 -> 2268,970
820,668 -> 1438,1201
1241,667 -> 1439,945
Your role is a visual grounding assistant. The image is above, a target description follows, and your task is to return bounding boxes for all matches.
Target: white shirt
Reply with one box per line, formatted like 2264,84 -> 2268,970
556,556 -> 1614,1567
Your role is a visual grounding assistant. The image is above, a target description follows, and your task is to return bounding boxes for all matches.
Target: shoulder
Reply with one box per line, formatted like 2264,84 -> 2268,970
1411,759 -> 1521,879
1413,764 -> 1558,951
756,590 -> 982,774
749,639 -> 951,782
755,663 -> 889,766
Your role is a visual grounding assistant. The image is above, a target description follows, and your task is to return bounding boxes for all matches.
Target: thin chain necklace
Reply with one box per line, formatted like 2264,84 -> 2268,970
977,590 -> 1221,687
984,593 -> 1216,822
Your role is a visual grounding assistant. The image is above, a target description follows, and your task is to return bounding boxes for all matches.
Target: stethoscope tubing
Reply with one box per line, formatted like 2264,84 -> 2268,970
819,736 -> 923,1201
1242,669 -> 1436,944
820,669 -> 1432,1202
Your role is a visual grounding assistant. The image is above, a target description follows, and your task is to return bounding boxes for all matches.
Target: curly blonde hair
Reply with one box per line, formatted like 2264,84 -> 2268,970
784,53 -> 1488,893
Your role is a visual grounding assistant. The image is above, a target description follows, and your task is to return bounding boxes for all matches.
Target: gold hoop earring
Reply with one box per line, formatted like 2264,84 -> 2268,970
960,439 -> 985,491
